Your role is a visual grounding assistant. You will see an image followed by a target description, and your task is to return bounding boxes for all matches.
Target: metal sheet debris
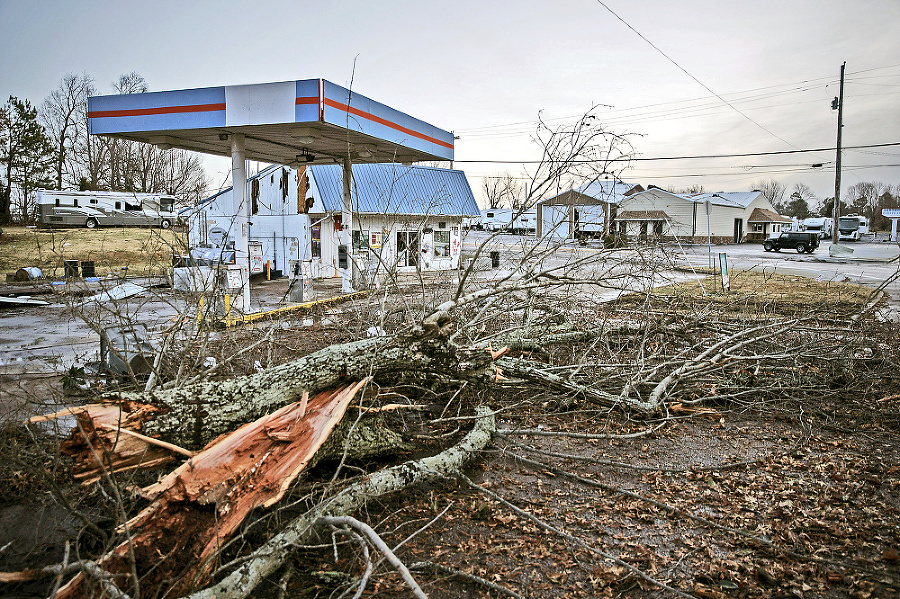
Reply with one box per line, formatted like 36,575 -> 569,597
84,282 -> 146,304
0,295 -> 50,308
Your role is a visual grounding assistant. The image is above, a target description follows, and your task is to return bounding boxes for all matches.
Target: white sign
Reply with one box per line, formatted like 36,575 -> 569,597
882,208 -> 900,218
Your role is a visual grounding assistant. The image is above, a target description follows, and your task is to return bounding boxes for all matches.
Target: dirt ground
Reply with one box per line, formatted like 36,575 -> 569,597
0,226 -> 188,276
1,272 -> 899,599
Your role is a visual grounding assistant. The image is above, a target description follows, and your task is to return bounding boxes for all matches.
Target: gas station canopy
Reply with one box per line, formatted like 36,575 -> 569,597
87,78 -> 454,165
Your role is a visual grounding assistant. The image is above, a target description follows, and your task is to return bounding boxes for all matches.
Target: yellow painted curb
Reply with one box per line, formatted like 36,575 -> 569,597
223,290 -> 369,327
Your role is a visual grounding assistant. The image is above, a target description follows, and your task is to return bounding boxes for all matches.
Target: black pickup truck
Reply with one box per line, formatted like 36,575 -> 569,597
762,231 -> 820,254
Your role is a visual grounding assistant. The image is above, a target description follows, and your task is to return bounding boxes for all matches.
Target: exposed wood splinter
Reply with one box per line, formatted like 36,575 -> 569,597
53,378 -> 371,599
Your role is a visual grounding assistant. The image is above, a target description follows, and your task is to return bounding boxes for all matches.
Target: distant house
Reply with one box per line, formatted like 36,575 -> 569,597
186,163 -> 479,279
537,180 -> 644,239
615,188 -> 790,243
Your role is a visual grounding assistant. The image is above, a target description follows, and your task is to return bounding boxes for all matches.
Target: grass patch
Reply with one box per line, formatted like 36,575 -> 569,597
0,226 -> 189,278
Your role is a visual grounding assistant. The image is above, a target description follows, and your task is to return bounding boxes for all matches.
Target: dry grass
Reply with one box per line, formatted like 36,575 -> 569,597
645,269 -> 873,316
0,226 -> 189,278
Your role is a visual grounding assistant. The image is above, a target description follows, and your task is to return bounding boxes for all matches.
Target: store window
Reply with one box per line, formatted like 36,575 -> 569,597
353,229 -> 370,251
434,230 -> 450,257
311,225 -> 321,258
396,230 -> 419,267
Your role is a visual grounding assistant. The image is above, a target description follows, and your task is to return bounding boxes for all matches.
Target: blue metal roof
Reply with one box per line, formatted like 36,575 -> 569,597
690,192 -> 762,208
310,163 -> 479,217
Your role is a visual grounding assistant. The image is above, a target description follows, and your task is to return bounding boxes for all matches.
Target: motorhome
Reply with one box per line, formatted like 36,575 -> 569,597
38,190 -> 177,229
479,208 -> 513,232
837,214 -> 869,241
800,217 -> 833,239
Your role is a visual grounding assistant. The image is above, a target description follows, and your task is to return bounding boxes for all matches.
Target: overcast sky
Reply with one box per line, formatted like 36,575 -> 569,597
2,0 -> 898,206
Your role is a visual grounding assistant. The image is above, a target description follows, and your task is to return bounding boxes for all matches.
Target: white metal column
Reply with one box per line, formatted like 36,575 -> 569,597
341,156 -> 354,293
231,133 -> 251,312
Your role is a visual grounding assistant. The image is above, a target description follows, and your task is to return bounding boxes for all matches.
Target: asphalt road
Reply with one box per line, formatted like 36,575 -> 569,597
463,230 -> 900,318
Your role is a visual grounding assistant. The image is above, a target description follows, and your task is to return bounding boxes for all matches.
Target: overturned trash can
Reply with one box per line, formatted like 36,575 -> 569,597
14,267 -> 43,281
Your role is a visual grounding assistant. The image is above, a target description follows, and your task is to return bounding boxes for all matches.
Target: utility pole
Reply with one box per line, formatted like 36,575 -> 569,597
832,61 -> 845,243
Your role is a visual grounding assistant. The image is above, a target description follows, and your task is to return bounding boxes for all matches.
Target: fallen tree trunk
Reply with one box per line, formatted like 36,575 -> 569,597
135,328 -> 496,450
184,404 -> 496,599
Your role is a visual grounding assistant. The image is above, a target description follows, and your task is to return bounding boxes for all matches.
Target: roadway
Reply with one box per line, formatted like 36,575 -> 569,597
463,230 -> 900,319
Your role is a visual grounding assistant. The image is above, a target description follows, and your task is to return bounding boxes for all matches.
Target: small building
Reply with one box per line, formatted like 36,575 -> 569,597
537,180 -> 644,239
615,188 -> 789,243
186,162 -> 479,280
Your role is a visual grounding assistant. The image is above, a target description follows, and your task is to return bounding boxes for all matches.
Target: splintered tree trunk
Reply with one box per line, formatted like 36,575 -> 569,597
186,405 -> 496,599
54,380 -> 371,599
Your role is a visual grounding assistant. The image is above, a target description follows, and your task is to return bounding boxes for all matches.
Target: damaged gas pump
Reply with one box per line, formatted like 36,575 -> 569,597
100,324 -> 157,378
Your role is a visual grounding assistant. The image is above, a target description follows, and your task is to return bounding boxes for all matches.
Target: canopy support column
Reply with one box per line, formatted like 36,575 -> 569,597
231,133 -> 251,313
341,156 -> 354,293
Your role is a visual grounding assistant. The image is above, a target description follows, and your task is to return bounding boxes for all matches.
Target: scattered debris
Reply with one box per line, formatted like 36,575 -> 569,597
0,295 -> 50,308
101,325 -> 156,376
83,282 -> 146,304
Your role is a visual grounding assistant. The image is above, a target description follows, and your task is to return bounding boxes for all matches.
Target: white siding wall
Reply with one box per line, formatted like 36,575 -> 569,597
706,205 -> 745,239
618,189 -> 694,237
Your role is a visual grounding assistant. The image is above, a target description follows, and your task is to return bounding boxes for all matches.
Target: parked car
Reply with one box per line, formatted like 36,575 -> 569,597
763,231 -> 820,254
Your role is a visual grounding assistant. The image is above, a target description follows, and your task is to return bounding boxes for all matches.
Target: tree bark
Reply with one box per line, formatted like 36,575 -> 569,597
183,405 -> 496,599
136,331 -> 495,450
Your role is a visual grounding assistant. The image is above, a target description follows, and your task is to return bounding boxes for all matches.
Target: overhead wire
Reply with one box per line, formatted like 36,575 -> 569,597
451,141 -> 900,164
592,0 -> 801,149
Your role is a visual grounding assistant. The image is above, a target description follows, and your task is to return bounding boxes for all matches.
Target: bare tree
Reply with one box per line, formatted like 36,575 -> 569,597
844,180 -> 897,228
10,103 -> 900,599
54,72 -> 208,202
667,183 -> 705,195
482,174 -> 522,209
40,73 -> 94,190
752,178 -> 786,212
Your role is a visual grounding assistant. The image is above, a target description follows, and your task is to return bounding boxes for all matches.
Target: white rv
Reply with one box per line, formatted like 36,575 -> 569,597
479,208 -> 513,232
837,214 -> 869,241
800,217 -> 833,239
38,190 -> 176,229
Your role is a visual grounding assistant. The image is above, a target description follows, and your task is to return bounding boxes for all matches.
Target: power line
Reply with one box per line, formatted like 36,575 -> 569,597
454,64 -> 900,139
452,141 -> 900,164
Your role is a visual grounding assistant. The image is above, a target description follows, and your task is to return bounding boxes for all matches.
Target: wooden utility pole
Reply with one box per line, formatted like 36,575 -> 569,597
832,61 -> 845,243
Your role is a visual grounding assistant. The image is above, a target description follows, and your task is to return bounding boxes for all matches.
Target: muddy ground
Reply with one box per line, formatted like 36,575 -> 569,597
1,275 -> 899,598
